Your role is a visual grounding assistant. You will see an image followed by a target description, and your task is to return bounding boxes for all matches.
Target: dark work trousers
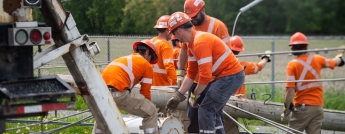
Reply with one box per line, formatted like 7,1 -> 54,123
187,70 -> 245,134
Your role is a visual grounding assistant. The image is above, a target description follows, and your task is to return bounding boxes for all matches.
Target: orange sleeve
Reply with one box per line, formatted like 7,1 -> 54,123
161,42 -> 177,85
286,62 -> 297,88
173,48 -> 180,69
241,61 -> 262,75
140,62 -> 153,100
186,48 -> 198,80
215,20 -> 231,46
193,41 -> 213,85
315,55 -> 336,69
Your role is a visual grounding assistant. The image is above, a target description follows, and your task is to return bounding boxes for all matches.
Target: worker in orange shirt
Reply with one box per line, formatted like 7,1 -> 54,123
177,0 -> 231,71
151,15 -> 177,86
93,40 -> 160,134
171,35 -> 181,69
281,32 -> 344,133
165,12 -> 245,134
231,35 -> 271,97
224,35 -> 271,134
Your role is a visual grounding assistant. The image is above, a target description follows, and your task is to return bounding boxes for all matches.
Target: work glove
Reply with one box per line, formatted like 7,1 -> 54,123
336,45 -> 345,67
280,102 -> 294,123
188,92 -> 200,108
165,90 -> 186,114
261,50 -> 272,62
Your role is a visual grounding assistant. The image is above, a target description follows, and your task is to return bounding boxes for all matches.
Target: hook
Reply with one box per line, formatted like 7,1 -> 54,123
263,94 -> 271,105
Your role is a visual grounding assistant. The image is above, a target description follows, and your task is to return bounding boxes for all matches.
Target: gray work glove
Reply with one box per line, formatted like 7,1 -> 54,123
280,102 -> 294,123
261,50 -> 272,62
165,90 -> 186,114
188,92 -> 200,108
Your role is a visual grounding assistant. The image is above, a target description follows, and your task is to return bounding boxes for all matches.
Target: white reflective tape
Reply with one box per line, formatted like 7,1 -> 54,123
163,58 -> 174,64
215,125 -> 224,130
154,68 -> 167,74
151,39 -> 162,45
141,78 -> 152,84
291,55 -> 321,91
109,56 -> 135,88
188,56 -> 197,61
207,17 -> 215,33
153,64 -> 159,69
194,32 -> 206,40
199,129 -> 215,133
197,56 -> 212,65
286,76 -> 296,81
212,41 -> 231,73
193,31 -> 231,73
153,63 -> 168,74
25,105 -> 42,113
254,64 -> 258,73
325,59 -> 329,67
298,82 -> 322,91
222,36 -> 231,43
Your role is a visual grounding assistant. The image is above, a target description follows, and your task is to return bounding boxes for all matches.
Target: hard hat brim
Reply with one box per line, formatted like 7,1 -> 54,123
154,25 -> 169,29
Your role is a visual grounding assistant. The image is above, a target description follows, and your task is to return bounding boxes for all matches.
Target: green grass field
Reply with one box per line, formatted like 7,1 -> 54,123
18,37 -> 344,133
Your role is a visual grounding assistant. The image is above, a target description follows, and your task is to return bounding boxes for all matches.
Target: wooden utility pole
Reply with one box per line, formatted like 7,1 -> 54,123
39,0 -> 129,133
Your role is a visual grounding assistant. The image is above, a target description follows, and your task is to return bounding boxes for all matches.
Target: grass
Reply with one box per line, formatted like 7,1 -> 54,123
25,37 -> 345,132
5,115 -> 94,134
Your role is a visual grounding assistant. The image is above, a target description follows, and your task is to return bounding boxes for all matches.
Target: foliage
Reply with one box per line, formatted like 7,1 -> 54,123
38,0 -> 345,35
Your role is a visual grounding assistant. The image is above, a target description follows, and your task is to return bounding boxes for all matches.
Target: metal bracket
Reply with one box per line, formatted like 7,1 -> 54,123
33,35 -> 89,69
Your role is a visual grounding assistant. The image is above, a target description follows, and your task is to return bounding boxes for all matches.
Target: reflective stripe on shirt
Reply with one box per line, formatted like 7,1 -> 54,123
153,64 -> 167,74
109,56 -> 135,88
151,39 -> 170,74
141,78 -> 152,84
291,55 -> 322,91
222,36 -> 230,43
254,64 -> 258,73
207,17 -> 215,33
192,32 -> 232,73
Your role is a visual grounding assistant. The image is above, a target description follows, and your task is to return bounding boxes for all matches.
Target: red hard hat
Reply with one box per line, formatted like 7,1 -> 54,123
289,32 -> 309,46
168,12 -> 191,34
154,15 -> 170,28
230,35 -> 244,52
184,0 -> 205,18
132,39 -> 158,64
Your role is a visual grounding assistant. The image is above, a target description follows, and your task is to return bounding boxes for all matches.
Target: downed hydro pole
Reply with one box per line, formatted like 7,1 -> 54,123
236,47 -> 345,57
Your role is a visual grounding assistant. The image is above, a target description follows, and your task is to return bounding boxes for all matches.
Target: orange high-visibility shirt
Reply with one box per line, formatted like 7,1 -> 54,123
173,46 -> 181,69
102,53 -> 153,100
234,61 -> 262,97
186,30 -> 243,85
193,15 -> 231,46
151,36 -> 177,86
181,16 -> 231,83
285,54 -> 336,106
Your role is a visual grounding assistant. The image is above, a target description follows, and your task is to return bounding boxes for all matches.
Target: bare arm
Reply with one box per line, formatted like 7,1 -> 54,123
284,87 -> 295,108
333,57 -> 342,66
178,76 -> 194,94
258,58 -> 269,69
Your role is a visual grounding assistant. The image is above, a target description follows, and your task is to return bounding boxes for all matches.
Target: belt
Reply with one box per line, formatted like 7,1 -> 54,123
107,86 -> 131,93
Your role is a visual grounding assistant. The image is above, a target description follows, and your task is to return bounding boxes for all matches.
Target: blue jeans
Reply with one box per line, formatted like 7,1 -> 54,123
195,71 -> 244,134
